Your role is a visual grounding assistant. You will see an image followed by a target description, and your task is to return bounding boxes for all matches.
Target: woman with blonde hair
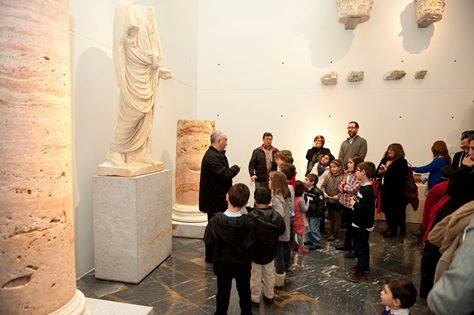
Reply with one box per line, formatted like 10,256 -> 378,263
412,140 -> 451,189
269,171 -> 291,288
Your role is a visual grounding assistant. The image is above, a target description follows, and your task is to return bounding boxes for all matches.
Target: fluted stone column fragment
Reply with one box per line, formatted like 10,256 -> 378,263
173,120 -> 215,223
414,0 -> 446,28
336,0 -> 374,30
0,1 -> 86,314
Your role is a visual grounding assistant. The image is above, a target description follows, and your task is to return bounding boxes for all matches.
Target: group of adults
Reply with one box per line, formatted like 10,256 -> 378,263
198,124 -> 474,314
198,121 -> 368,262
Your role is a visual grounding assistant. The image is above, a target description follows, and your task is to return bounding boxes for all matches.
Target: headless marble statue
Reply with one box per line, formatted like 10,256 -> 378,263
98,0 -> 172,176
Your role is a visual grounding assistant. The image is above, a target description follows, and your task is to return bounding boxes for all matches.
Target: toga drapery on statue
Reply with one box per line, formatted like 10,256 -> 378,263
98,0 -> 172,177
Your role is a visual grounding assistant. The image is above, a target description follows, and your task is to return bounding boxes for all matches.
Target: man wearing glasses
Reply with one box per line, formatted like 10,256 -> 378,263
338,121 -> 368,168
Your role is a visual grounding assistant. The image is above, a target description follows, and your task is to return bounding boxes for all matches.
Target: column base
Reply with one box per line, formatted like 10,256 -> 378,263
172,204 -> 207,223
51,290 -> 89,315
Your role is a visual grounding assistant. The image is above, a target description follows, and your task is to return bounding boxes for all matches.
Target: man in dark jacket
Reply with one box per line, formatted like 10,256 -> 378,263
248,132 -> 278,189
204,184 -> 252,315
247,187 -> 285,306
199,130 -> 240,262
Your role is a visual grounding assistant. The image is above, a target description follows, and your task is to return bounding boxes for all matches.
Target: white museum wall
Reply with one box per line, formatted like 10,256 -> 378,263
70,0 -> 473,277
71,0 -> 198,277
196,0 -> 474,190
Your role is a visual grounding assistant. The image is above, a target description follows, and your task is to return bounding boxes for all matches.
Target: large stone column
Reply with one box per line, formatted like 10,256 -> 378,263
0,1 -> 86,314
414,0 -> 446,28
172,120 -> 215,223
335,0 -> 374,30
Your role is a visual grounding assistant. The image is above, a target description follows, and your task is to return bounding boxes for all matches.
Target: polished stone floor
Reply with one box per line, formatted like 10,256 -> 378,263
77,222 -> 430,315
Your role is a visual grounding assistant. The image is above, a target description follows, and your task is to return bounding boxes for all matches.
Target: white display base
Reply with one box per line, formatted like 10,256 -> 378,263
93,170 -> 172,283
172,220 -> 207,239
85,298 -> 152,315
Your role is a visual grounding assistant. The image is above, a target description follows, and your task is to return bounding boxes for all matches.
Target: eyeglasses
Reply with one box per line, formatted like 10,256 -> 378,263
461,146 -> 469,150
355,169 -> 362,172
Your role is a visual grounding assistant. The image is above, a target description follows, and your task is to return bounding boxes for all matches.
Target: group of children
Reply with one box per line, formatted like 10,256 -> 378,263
204,150 -> 418,314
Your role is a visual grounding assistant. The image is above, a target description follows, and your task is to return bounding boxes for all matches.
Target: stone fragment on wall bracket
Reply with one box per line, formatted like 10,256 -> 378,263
384,70 -> 406,80
347,71 -> 364,82
415,70 -> 428,79
414,0 -> 446,28
335,0 -> 374,30
321,71 -> 338,85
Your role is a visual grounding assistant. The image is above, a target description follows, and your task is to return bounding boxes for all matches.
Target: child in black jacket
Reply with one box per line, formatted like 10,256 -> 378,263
301,173 -> 326,250
349,162 -> 377,282
204,183 -> 252,315
247,187 -> 285,306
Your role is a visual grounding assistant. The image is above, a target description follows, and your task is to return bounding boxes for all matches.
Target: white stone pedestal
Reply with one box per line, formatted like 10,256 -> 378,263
172,220 -> 207,239
85,298 -> 152,315
92,170 -> 172,283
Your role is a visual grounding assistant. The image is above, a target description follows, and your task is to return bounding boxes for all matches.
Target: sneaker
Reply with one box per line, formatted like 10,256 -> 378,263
275,272 -> 286,288
263,296 -> 274,305
298,247 -> 310,254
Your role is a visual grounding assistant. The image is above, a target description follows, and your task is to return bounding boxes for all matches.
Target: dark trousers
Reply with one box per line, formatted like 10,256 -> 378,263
354,227 -> 370,271
215,268 -> 252,315
384,202 -> 407,235
341,205 -> 354,250
205,212 -> 217,262
420,241 -> 441,298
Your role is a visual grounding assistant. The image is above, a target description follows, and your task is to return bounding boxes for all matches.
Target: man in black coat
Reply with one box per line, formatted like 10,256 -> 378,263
248,132 -> 278,189
199,130 -> 240,262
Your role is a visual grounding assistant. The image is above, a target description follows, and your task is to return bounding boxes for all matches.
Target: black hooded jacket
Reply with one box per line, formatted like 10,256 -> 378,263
247,206 -> 286,264
204,212 -> 251,275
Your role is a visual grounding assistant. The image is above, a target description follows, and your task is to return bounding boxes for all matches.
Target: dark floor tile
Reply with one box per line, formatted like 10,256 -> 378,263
78,222 -> 429,315
78,273 -> 128,297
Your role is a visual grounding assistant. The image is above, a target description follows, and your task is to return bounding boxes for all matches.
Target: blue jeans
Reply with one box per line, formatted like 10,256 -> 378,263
306,217 -> 321,246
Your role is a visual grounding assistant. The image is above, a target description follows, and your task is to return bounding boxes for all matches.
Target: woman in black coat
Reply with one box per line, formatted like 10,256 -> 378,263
305,135 -> 331,175
377,143 -> 409,238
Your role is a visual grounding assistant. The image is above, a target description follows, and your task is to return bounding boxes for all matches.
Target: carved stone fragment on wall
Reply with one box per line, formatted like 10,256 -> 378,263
415,70 -> 428,79
347,71 -> 365,82
321,71 -> 338,85
414,0 -> 446,28
98,0 -> 173,177
335,0 -> 374,30
384,70 -> 406,80
173,120 -> 215,223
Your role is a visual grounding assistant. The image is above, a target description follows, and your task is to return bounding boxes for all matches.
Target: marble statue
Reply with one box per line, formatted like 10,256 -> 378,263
335,0 -> 374,30
98,0 -> 172,177
347,71 -> 365,82
415,0 -> 446,28
173,120 -> 215,223
384,70 -> 406,80
321,71 -> 338,85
